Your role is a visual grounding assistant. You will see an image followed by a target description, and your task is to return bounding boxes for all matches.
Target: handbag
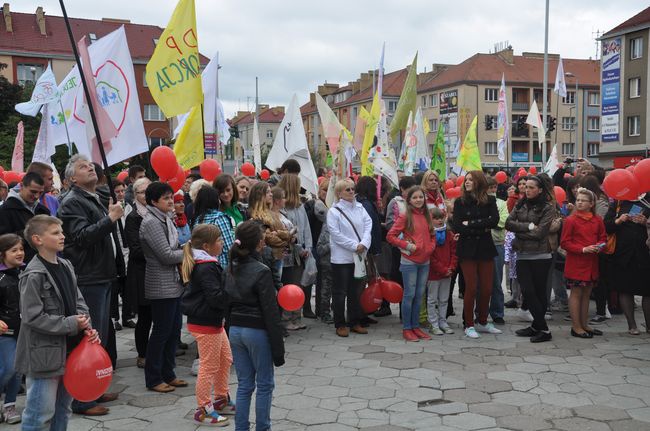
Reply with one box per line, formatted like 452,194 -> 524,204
603,201 -> 621,255
335,207 -> 368,279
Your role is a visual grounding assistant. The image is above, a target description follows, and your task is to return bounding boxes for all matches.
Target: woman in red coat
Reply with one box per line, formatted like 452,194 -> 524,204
560,188 -> 606,338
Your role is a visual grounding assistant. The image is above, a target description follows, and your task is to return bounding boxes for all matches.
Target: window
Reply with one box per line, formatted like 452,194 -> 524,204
388,101 -> 398,112
631,37 -> 643,60
266,130 -> 273,138
16,63 -> 45,85
628,115 -> 641,136
143,71 -> 148,87
428,118 -> 438,132
587,142 -> 599,156
150,137 -> 165,147
430,94 -> 437,107
561,117 -> 575,130
587,91 -> 600,106
484,141 -> 497,155
153,38 -> 159,46
484,115 -> 497,130
144,104 -> 165,121
629,77 -> 641,98
485,88 -> 498,102
561,142 -> 575,156
562,91 -> 575,104
587,116 -> 600,131
421,95 -> 427,107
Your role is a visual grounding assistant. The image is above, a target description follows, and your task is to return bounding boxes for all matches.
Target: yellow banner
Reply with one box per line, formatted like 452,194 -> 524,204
174,104 -> 204,169
360,93 -> 380,176
145,0 -> 203,118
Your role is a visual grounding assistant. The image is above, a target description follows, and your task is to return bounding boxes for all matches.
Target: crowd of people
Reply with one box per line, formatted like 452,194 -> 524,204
1,155 -> 650,430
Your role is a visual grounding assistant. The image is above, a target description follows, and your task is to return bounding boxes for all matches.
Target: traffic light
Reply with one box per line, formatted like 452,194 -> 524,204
516,116 -> 526,130
485,115 -> 493,130
548,116 -> 556,132
230,125 -> 240,138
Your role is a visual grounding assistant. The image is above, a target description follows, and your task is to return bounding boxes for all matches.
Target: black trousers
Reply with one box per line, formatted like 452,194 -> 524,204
331,263 -> 363,328
135,304 -> 153,358
517,259 -> 552,331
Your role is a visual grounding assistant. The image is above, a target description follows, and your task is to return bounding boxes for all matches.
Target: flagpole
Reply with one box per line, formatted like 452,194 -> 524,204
58,0 -> 115,198
200,103 -> 206,159
542,0 -> 550,166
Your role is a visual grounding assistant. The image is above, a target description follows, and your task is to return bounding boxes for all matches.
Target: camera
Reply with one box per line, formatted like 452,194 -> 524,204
564,158 -> 574,164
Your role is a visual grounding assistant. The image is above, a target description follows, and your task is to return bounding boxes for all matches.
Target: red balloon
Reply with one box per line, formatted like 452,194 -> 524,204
2,171 -> 21,185
380,279 -> 403,303
241,162 -> 255,177
603,169 -> 640,201
64,336 -> 113,402
278,284 -> 304,311
117,170 -> 129,182
632,158 -> 650,191
456,175 -> 465,187
260,169 -> 270,180
199,159 -> 222,182
517,168 -> 527,177
495,171 -> 507,184
0,165 -> 4,179
528,166 -> 538,175
443,179 -> 454,191
446,187 -> 462,199
554,186 -> 567,203
167,165 -> 186,193
360,283 -> 383,314
150,146 -> 178,179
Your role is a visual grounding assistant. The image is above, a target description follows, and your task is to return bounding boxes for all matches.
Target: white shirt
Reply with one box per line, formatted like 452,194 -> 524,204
327,198 -> 372,264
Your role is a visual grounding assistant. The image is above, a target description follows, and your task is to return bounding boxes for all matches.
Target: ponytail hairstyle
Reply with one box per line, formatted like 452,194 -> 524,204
228,220 -> 264,273
0,234 -> 23,265
576,187 -> 597,215
181,224 -> 223,284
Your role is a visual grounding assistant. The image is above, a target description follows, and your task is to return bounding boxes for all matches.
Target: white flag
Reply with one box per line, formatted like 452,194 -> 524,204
367,99 -> 399,186
554,57 -> 567,98
216,98 -> 230,145
252,117 -> 262,173
15,64 -> 60,116
266,94 -> 319,195
414,107 -> 430,169
496,74 -> 509,161
544,144 -> 559,176
526,101 -> 546,149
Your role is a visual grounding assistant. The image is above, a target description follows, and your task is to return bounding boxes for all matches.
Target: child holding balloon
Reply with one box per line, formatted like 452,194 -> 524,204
0,234 -> 24,424
15,215 -> 99,430
180,224 -> 233,427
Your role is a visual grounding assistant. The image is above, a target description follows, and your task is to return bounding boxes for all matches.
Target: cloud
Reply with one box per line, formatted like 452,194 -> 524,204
30,0 -> 649,117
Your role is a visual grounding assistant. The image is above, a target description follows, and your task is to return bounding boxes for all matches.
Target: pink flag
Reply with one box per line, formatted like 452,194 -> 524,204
11,121 -> 24,172
77,36 -> 118,163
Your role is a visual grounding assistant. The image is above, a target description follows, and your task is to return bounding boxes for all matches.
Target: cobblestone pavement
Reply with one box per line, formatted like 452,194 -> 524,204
6,299 -> 650,431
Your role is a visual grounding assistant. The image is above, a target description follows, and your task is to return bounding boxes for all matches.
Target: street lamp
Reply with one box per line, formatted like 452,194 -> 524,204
565,72 -> 579,158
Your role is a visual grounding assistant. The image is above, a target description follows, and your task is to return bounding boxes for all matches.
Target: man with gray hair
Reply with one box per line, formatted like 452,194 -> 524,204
57,154 -> 124,416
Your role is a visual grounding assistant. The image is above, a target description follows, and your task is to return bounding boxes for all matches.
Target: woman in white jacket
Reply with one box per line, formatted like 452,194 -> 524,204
327,178 -> 373,337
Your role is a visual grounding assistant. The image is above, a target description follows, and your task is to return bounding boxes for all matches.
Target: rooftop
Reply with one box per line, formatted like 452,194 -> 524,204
602,6 -> 650,38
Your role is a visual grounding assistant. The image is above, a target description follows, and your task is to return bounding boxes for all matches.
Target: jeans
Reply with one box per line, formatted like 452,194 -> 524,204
331,263 -> 363,328
400,261 -> 430,330
229,326 -> 275,431
72,281 -> 111,412
145,297 -> 182,388
490,244 -> 506,319
427,278 -> 451,328
517,259 -> 552,332
547,253 -> 568,304
0,336 -> 20,404
22,376 -> 73,431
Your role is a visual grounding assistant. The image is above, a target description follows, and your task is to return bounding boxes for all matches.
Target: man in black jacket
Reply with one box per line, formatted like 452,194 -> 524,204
58,154 -> 124,416
0,172 -> 49,262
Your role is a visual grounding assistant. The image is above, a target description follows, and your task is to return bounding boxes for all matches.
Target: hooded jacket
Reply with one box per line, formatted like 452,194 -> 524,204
0,190 -> 50,262
387,208 -> 436,264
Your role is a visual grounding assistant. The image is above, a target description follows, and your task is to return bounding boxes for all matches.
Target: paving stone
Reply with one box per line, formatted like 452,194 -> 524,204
420,401 -> 468,415
611,383 -> 650,402
128,393 -> 179,408
332,376 -> 376,388
395,387 -> 443,403
357,366 -> 400,379
587,393 -> 647,410
466,378 -> 513,394
506,362 -> 550,374
539,392 -> 592,408
484,355 -> 524,365
380,359 -> 421,369
349,386 -> 396,400
399,367 -> 442,382
286,407 -> 338,425
552,417 -> 611,431
349,344 -> 385,354
446,370 -> 487,381
626,407 -> 650,423
307,424 -> 358,431
272,384 -> 305,396
363,352 -> 403,361
385,400 -> 419,412
549,363 -> 594,375
444,389 -> 491,403
443,353 -> 484,366
389,410 -> 442,428
303,385 -> 349,399
610,419 -> 650,431
487,371 -> 533,382
523,355 -> 567,365
437,376 -> 467,390
322,350 -> 363,361
359,426 -> 410,431
314,366 -> 357,378
497,414 -> 551,430
340,358 -> 382,369
492,391 -> 540,406
421,360 -> 464,372
519,403 -> 574,420
301,358 -> 341,368
469,402 -> 520,417
273,393 -> 320,409
578,372 -> 627,386
574,405 -> 630,421
443,412 -> 497,430
286,375 -> 332,387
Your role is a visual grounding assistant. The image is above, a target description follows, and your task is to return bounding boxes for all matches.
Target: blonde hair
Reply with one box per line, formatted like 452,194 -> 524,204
576,187 -> 596,215
189,179 -> 211,202
421,170 -> 440,190
24,215 -> 62,249
334,178 -> 354,199
278,174 -> 301,209
181,224 -> 223,284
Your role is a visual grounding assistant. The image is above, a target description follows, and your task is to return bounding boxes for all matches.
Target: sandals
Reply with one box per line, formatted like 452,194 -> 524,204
149,383 -> 175,393
166,378 -> 189,387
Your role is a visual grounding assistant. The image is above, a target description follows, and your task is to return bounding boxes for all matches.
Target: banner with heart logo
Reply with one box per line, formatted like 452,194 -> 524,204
34,26 -> 148,167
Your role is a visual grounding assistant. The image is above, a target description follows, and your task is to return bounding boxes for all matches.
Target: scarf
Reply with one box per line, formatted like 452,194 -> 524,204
435,224 -> 447,246
135,200 -> 149,218
175,211 -> 188,228
148,205 -> 179,248
576,210 -> 593,221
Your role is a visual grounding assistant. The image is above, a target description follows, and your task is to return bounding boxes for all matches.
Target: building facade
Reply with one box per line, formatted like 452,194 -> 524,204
229,105 -> 285,162
0,3 -> 208,150
599,7 -> 650,168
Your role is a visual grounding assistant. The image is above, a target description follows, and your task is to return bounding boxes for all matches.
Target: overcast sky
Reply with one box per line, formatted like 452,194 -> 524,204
22,0 -> 650,118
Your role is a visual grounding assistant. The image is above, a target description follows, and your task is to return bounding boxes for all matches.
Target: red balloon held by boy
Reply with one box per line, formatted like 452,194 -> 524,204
63,336 -> 113,402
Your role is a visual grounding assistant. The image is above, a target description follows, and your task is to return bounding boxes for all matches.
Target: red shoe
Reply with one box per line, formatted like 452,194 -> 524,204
403,329 -> 419,342
412,328 -> 432,340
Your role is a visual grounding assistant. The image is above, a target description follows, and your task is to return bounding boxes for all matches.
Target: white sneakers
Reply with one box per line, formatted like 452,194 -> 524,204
516,308 -> 534,322
465,327 -> 480,338
475,322 -> 503,334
